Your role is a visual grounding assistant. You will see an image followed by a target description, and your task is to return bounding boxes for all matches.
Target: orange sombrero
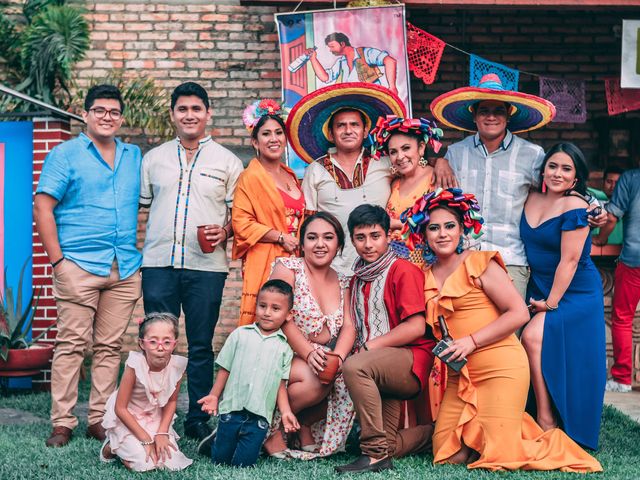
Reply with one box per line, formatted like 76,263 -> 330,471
286,83 -> 407,164
430,74 -> 556,134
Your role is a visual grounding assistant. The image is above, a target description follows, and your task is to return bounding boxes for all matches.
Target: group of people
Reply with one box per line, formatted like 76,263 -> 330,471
33,70 -> 638,474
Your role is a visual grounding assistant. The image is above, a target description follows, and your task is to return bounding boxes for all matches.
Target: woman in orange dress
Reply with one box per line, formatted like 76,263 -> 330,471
232,99 -> 304,325
409,188 -> 601,472
371,116 -> 444,423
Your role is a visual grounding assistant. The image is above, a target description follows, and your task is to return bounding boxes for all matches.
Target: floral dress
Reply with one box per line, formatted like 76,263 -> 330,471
270,257 -> 355,459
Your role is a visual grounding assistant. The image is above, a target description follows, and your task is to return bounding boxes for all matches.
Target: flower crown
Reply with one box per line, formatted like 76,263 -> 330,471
369,115 -> 444,159
242,99 -> 286,132
389,188 -> 484,263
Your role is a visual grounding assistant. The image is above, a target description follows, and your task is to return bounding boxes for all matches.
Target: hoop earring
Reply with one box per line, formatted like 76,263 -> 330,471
422,243 -> 437,265
456,237 -> 464,254
418,156 -> 428,168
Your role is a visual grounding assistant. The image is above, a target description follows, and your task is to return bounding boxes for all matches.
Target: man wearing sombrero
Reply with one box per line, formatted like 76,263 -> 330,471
430,73 -> 604,297
287,82 -> 407,276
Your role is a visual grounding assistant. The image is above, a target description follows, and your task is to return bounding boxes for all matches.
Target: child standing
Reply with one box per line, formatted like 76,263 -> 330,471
198,279 -> 300,467
100,312 -> 192,471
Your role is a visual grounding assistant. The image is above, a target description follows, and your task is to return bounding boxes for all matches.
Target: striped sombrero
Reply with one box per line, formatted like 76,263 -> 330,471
286,83 -> 407,164
430,74 -> 556,134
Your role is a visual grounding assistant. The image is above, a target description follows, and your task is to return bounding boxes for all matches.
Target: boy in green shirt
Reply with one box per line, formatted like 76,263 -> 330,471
197,280 -> 299,467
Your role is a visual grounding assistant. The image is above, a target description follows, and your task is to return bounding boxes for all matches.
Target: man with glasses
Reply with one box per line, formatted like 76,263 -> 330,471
35,84 -> 143,447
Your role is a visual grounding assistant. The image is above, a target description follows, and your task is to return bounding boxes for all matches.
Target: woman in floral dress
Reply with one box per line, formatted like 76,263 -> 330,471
263,212 -> 356,459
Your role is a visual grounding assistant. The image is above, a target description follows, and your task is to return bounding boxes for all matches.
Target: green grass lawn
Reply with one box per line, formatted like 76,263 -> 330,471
1,377 -> 639,480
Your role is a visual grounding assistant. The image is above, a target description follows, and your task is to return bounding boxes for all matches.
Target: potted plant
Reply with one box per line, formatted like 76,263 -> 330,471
0,259 -> 55,376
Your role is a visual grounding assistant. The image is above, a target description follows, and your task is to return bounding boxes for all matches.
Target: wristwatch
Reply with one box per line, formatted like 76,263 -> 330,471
277,232 -> 285,245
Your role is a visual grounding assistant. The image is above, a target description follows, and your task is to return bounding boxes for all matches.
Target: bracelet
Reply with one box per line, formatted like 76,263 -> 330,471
470,334 -> 479,349
362,342 -> 369,351
222,228 -> 229,241
337,353 -> 345,363
544,301 -> 558,311
140,439 -> 155,446
277,232 -> 285,245
154,432 -> 170,437
51,257 -> 64,268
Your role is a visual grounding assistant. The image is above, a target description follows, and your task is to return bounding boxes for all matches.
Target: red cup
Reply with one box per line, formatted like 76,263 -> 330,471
317,351 -> 341,385
197,225 -> 215,253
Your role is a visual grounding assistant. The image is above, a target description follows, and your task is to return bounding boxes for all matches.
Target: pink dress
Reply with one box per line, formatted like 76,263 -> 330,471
270,257 -> 355,459
101,351 -> 192,471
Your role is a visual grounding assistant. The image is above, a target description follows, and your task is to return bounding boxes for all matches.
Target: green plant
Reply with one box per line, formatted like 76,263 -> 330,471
0,258 -> 51,362
73,71 -> 175,140
0,0 -> 89,110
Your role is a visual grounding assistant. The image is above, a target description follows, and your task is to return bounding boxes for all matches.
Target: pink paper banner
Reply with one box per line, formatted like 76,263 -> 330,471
605,77 -> 640,115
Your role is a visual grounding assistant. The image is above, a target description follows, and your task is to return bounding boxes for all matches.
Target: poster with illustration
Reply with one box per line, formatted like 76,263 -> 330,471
276,5 -> 411,175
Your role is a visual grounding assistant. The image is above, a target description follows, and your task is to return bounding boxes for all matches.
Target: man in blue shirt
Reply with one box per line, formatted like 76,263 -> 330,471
34,85 -> 142,447
595,168 -> 640,393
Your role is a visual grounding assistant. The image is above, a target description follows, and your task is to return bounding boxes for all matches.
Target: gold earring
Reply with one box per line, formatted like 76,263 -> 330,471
419,156 -> 428,168
390,165 -> 397,175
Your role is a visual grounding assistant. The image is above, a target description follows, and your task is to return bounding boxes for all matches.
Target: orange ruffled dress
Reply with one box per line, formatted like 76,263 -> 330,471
424,251 -> 602,472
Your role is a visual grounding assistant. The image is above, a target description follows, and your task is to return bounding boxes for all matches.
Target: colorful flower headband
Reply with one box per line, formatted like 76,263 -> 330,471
389,188 -> 484,262
369,115 -> 444,159
242,99 -> 287,132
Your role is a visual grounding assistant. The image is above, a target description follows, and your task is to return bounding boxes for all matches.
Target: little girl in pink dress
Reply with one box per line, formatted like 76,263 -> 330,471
100,313 -> 192,471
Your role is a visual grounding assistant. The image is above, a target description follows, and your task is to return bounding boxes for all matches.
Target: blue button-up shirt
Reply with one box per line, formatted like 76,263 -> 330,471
605,168 -> 640,267
36,133 -> 142,278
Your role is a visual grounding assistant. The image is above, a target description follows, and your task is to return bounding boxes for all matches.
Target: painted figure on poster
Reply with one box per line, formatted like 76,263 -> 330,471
302,32 -> 398,94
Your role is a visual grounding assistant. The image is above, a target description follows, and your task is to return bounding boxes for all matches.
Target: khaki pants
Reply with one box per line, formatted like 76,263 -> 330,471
342,347 -> 433,459
50,259 -> 141,429
506,265 -> 529,300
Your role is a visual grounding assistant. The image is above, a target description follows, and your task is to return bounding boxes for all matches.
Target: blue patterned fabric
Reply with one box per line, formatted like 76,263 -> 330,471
469,54 -> 519,91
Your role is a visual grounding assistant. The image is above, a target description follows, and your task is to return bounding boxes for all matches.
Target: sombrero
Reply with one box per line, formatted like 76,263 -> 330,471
286,83 -> 407,164
430,73 -> 556,134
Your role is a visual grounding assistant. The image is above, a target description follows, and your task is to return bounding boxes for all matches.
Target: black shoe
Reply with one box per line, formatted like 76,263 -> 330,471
184,422 -> 212,441
197,428 -> 216,456
335,455 -> 393,474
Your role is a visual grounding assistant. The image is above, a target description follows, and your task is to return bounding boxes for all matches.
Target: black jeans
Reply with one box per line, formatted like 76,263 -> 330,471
212,410 -> 270,467
141,267 -> 227,427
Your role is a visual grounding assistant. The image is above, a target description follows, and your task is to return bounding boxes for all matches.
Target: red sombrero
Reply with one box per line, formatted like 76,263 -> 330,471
430,74 -> 556,133
286,83 -> 407,164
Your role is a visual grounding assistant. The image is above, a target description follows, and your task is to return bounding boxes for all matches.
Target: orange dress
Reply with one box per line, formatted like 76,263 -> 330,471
385,171 -> 434,269
424,251 -> 602,472
232,159 -> 303,326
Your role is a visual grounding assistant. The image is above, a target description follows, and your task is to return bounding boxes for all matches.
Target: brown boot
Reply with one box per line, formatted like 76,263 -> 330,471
46,426 -> 73,447
86,422 -> 106,441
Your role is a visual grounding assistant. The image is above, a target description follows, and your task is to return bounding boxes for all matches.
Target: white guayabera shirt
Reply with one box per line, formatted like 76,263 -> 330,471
445,131 -> 545,267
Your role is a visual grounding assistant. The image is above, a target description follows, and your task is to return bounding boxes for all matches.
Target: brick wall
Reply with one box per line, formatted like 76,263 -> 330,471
31,117 -> 71,389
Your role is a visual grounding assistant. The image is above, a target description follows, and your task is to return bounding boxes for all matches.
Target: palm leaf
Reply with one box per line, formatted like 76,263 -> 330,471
20,5 -> 89,107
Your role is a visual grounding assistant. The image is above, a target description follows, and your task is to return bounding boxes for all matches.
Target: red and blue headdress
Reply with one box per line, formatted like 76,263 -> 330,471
369,115 -> 444,159
390,188 -> 485,264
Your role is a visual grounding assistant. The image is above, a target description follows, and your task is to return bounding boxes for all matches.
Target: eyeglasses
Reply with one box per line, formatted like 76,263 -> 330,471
89,107 -> 123,120
141,339 -> 178,350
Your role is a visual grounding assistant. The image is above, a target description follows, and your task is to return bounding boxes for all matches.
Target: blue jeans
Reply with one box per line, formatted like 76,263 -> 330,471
211,410 -> 270,467
141,267 -> 227,427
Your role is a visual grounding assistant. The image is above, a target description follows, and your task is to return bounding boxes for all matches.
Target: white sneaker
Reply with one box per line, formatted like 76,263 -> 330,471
605,379 -> 632,393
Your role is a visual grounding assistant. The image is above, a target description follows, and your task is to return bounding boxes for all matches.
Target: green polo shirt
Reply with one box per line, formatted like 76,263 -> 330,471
216,324 -> 293,422
588,188 -> 623,245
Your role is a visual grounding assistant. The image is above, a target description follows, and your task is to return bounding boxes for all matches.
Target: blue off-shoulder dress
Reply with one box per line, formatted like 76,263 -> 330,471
520,208 -> 606,450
